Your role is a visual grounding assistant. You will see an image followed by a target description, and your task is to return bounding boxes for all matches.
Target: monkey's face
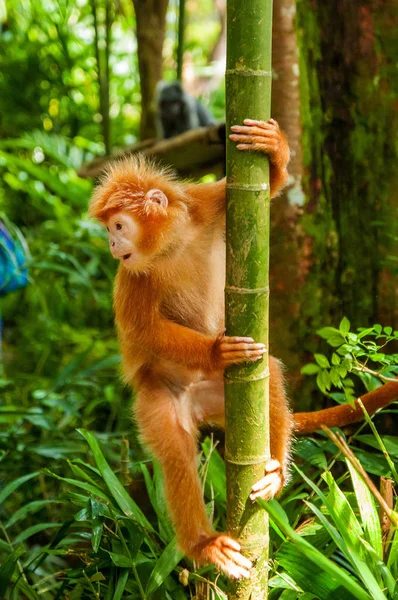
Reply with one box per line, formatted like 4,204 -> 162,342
105,211 -> 141,267
102,188 -> 175,272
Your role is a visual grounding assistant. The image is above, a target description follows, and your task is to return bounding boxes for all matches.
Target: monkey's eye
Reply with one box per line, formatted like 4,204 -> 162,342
116,223 -> 122,231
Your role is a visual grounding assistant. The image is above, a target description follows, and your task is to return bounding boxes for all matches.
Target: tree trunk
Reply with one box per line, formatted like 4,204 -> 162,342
176,0 -> 185,81
132,0 -> 169,140
296,0 -> 398,337
268,0 -> 304,386
225,0 -> 273,598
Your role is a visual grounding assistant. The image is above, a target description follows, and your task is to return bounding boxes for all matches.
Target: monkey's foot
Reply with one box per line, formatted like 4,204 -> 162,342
229,118 -> 289,166
191,534 -> 252,579
250,459 -> 284,502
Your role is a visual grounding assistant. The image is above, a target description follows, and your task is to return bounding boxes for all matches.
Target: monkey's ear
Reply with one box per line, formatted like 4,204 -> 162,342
144,189 -> 168,211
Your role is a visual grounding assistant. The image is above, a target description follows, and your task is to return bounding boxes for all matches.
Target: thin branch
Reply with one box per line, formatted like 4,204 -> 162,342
352,364 -> 397,384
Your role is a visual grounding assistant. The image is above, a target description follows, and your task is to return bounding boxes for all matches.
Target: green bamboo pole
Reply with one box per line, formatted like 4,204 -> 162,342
225,1 -> 273,598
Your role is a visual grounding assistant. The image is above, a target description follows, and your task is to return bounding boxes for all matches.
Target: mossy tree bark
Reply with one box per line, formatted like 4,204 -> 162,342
132,0 -> 169,140
225,1 -> 273,598
296,0 -> 398,340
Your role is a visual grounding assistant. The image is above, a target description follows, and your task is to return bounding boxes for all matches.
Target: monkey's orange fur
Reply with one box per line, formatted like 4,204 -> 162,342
89,119 -> 292,579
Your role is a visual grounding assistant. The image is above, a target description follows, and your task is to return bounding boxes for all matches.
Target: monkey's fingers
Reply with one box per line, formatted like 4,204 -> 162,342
244,118 -> 279,127
222,351 -> 265,366
220,342 -> 265,352
222,336 -> 255,344
250,460 -> 283,501
204,536 -> 252,579
230,133 -> 277,143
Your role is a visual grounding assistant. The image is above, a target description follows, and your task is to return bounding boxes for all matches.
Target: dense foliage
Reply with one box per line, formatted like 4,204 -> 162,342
0,0 -> 397,598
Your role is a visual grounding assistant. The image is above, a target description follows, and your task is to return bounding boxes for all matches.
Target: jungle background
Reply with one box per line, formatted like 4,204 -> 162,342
1,0 -> 398,598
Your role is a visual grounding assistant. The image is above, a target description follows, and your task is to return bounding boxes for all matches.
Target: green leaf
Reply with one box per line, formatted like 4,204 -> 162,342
5,499 -> 57,529
42,469 -> 112,503
106,550 -> 135,567
113,568 -> 129,600
387,528 -> 398,578
294,440 -> 327,470
332,353 -> 341,366
91,518 -> 103,553
356,435 -> 398,459
0,471 -> 40,505
0,546 -> 25,597
384,326 -> 393,336
14,523 -> 60,545
259,499 -> 372,600
314,354 -> 330,368
145,538 -> 184,596
346,461 -> 382,559
77,429 -> 156,533
340,317 -> 351,336
301,363 -> 320,375
317,326 -> 340,339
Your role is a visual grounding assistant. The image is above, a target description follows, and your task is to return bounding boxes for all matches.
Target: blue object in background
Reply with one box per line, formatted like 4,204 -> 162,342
0,220 -> 29,296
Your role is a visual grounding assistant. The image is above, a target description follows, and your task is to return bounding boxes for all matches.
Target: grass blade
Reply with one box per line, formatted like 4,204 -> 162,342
77,428 -> 156,533
145,537 -> 184,596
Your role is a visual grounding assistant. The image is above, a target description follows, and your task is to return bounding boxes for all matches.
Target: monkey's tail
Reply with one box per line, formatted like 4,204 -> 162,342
293,380 -> 398,434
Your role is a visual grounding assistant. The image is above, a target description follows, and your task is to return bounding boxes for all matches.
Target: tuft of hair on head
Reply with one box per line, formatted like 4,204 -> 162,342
88,154 -> 187,220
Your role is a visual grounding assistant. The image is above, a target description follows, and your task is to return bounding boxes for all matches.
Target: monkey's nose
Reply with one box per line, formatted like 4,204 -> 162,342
111,241 -> 115,247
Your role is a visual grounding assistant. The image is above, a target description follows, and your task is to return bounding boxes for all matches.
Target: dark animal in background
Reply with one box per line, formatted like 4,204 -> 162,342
155,81 -> 215,139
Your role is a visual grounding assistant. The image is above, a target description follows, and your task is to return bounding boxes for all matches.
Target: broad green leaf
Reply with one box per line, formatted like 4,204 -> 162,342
316,326 -> 340,339
323,473 -> 386,597
346,461 -> 382,559
106,550 -> 135,567
259,499 -> 372,600
91,518 -> 103,553
294,439 -> 327,470
145,538 -> 184,596
356,435 -> 398,459
314,354 -> 330,368
301,363 -> 320,376
340,317 -> 351,336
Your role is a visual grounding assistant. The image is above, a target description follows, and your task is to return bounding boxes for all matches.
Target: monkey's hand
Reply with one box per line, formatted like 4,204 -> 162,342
229,119 -> 289,198
211,332 -> 266,370
230,118 -> 289,166
249,459 -> 284,502
191,533 -> 252,579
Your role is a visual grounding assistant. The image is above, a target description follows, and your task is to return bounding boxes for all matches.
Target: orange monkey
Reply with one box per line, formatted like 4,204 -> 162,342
89,119 -> 292,578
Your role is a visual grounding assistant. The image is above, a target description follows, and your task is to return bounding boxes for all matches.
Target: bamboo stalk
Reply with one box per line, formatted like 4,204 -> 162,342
225,1 -> 273,598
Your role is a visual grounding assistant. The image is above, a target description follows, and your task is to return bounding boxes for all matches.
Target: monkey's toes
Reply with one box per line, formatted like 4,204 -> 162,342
194,534 -> 252,579
250,460 -> 284,501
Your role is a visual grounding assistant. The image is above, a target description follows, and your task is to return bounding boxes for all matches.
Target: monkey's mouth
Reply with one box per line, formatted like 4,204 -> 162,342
122,253 -> 132,261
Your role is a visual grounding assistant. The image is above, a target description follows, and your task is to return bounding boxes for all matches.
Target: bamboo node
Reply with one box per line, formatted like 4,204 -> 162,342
225,284 -> 269,295
225,367 -> 270,383
226,182 -> 270,191
224,454 -> 270,466
225,69 -> 272,77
